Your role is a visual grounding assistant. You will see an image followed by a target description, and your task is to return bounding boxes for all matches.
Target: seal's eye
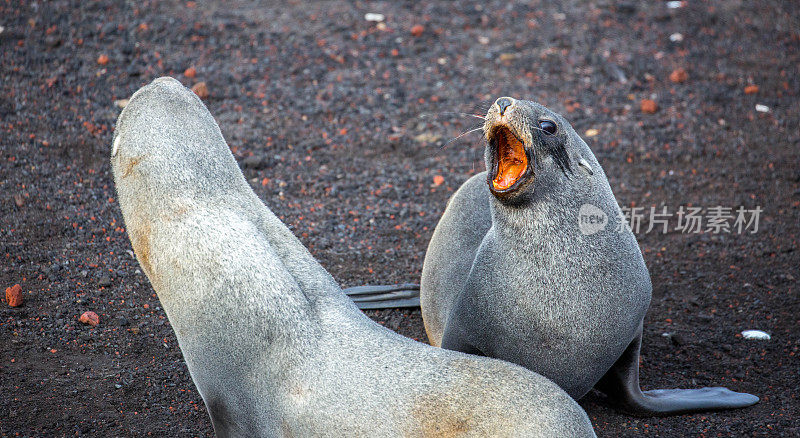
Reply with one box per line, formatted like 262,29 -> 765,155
539,120 -> 557,135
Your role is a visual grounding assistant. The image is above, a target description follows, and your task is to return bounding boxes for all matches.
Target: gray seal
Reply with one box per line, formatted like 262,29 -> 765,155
419,96 -> 759,416
111,78 -> 596,437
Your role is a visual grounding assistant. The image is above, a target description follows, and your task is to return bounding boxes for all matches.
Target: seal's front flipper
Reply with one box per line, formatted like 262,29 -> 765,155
343,284 -> 420,309
595,328 -> 759,416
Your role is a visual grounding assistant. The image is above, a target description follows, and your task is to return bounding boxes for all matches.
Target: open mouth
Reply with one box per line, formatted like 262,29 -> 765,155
489,126 -> 529,192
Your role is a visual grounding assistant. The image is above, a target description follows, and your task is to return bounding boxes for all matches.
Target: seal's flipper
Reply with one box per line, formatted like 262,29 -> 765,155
595,328 -> 759,416
343,284 -> 420,309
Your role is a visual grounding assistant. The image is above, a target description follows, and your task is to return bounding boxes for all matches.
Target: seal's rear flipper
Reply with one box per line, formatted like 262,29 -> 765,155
595,328 -> 759,416
343,284 -> 420,309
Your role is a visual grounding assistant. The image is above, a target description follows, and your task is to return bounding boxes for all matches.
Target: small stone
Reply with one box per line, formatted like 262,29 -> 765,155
669,33 -> 684,43
413,133 -> 440,144
97,54 -> 109,65
744,84 -> 759,94
585,128 -> 599,137
184,66 -> 196,78
755,104 -> 770,113
669,68 -> 688,83
79,311 -> 100,327
98,275 -> 112,287
241,155 -> 266,169
191,82 -> 209,99
114,99 -> 129,109
741,330 -> 770,340
433,175 -> 445,186
5,284 -> 23,307
640,99 -> 658,114
410,24 -> 424,37
45,35 -> 62,48
364,13 -> 384,22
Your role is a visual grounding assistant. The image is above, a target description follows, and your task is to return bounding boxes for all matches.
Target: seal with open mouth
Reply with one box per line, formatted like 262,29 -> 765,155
418,96 -> 759,416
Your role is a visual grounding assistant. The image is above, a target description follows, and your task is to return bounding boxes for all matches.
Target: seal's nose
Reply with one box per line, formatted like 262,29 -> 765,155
495,97 -> 514,116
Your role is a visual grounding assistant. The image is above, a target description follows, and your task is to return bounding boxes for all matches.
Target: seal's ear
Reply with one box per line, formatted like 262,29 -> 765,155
577,157 -> 594,176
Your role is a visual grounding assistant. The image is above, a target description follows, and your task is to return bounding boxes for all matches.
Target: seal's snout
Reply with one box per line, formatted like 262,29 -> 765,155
483,96 -> 534,200
495,97 -> 515,116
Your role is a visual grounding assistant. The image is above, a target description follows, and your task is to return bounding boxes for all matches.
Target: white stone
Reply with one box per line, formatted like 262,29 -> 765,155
741,330 -> 770,340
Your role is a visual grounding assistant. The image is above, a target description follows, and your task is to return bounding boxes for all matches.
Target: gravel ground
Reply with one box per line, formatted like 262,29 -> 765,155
1,0 -> 798,436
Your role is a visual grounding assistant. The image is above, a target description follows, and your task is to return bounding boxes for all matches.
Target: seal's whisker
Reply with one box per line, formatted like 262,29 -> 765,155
441,126 -> 484,150
420,111 -> 486,121
463,113 -> 486,120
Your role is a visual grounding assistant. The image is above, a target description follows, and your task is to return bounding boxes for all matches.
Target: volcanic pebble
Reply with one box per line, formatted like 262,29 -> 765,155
79,311 -> 100,326
191,82 -> 209,99
5,284 -> 23,307
669,68 -> 688,83
640,99 -> 658,114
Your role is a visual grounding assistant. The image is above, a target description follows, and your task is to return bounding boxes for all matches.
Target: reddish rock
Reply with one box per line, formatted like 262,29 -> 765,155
5,284 -> 23,307
744,84 -> 759,94
97,54 -> 109,65
410,24 -> 424,37
79,311 -> 100,326
669,68 -> 688,83
184,66 -> 197,78
191,82 -> 209,99
640,99 -> 658,114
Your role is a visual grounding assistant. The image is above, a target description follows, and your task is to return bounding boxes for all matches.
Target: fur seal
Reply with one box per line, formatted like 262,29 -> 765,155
418,96 -> 759,416
111,78 -> 596,437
